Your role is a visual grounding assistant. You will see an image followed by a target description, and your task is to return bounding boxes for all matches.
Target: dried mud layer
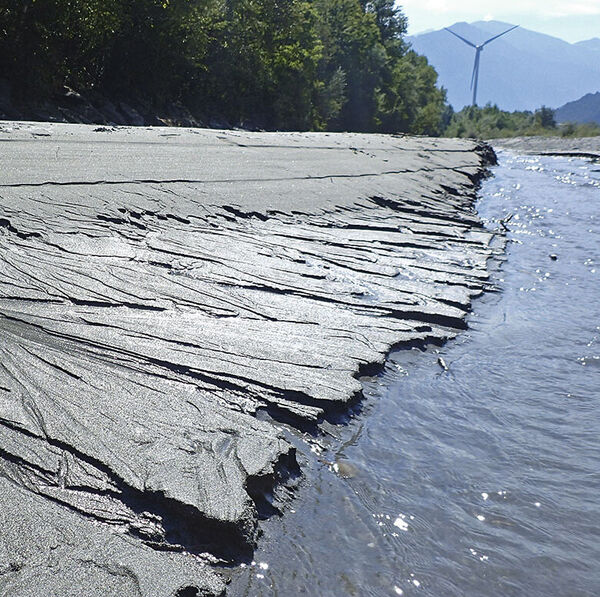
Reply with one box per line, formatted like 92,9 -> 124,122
0,122 -> 499,596
489,136 -> 600,160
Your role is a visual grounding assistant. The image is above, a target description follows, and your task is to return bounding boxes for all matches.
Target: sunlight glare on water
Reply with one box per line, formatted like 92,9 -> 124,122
230,151 -> 600,597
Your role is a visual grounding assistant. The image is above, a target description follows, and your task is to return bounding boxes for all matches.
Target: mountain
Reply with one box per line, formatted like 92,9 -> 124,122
575,38 -> 600,53
556,92 -> 600,125
408,21 -> 600,111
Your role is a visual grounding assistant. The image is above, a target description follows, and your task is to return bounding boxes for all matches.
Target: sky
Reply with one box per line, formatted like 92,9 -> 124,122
401,0 -> 600,43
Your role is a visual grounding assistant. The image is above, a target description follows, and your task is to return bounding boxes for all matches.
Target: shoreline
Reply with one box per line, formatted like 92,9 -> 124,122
488,135 -> 600,160
238,149 -> 600,596
0,122 -> 500,595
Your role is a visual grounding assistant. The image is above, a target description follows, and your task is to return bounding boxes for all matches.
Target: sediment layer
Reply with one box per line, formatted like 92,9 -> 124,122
489,136 -> 600,159
0,122 -> 499,595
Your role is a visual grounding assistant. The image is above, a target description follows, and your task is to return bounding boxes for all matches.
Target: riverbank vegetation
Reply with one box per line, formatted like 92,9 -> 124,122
0,0 -> 447,133
445,104 -> 600,139
3,2 -> 598,138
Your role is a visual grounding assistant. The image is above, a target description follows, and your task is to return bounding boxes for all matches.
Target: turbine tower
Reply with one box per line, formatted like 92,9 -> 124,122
445,25 -> 518,106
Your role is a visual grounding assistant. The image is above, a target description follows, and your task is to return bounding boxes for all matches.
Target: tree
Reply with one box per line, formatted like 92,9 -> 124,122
313,0 -> 385,131
0,0 -> 452,135
535,106 -> 556,129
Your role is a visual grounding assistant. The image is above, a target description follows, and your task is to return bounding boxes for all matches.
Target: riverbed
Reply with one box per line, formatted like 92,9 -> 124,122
0,124 -> 497,595
230,151 -> 600,596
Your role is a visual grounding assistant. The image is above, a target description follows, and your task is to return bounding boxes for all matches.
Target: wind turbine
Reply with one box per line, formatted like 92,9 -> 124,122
445,24 -> 519,106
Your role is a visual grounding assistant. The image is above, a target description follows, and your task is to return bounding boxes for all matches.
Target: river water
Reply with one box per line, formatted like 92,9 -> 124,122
229,151 -> 600,597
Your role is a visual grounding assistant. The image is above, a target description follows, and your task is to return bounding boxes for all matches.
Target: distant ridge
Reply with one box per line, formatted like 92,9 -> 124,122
556,92 -> 600,125
575,38 -> 600,53
408,22 -> 600,111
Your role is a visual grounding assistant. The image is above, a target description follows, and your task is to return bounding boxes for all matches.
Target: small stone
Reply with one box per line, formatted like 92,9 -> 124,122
334,459 -> 359,479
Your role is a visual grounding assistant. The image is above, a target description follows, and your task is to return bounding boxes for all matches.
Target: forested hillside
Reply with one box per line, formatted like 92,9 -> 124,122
556,92 -> 600,126
0,0 -> 447,133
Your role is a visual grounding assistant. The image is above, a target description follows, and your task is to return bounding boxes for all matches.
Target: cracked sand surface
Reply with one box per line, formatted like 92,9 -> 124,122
0,123 -> 499,596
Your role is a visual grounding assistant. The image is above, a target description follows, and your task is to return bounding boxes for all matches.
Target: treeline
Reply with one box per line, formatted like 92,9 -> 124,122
0,0 -> 447,133
445,104 -> 600,139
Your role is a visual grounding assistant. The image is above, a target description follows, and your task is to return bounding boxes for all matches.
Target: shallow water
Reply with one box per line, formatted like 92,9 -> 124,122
229,152 -> 600,597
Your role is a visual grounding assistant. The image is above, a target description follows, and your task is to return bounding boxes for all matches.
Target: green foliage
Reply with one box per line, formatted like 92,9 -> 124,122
0,0 -> 448,132
196,0 -> 324,129
445,104 -> 600,139
0,0 -> 209,101
535,105 -> 556,129
375,50 -> 446,135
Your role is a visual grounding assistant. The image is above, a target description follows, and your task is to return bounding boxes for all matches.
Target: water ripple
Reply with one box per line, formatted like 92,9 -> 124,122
230,152 -> 600,597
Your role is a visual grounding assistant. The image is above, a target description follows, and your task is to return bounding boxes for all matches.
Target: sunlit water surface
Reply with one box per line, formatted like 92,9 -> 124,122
229,152 -> 600,597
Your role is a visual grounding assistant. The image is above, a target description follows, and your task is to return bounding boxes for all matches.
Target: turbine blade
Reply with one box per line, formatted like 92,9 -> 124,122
444,27 -> 477,48
481,24 -> 519,46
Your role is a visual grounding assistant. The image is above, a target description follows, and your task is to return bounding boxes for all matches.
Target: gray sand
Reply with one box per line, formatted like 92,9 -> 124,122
489,136 -> 600,159
0,122 -> 499,595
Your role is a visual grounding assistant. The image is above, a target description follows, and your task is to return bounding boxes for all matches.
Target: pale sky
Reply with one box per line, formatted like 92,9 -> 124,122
402,0 -> 600,43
